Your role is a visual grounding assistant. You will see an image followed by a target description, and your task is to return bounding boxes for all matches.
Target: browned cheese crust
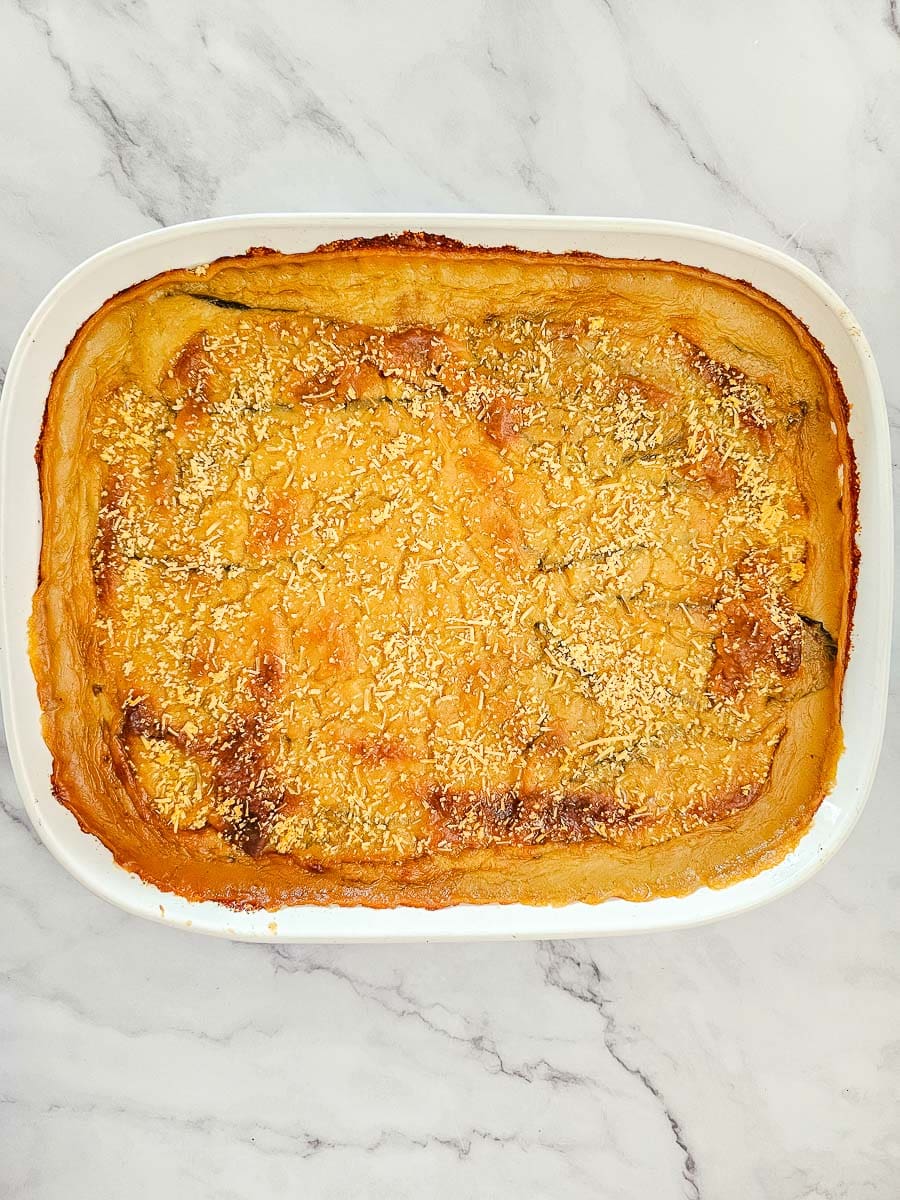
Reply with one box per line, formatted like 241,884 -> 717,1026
31,233 -> 857,909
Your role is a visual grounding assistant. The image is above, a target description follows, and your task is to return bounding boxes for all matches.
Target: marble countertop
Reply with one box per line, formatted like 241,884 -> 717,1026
2,2 -> 898,1196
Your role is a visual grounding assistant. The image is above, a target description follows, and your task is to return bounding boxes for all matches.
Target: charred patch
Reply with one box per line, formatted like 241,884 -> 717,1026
213,715 -> 284,856
122,697 -> 167,740
426,785 -> 639,847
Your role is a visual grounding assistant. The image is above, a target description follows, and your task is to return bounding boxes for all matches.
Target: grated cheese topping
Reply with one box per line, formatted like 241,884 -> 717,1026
90,305 -> 822,862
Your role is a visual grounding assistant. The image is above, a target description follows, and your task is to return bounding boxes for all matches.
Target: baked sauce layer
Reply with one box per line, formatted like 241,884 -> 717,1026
31,234 -> 856,909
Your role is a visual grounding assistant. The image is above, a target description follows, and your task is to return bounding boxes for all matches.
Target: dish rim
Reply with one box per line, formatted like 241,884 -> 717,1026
0,213 -> 892,941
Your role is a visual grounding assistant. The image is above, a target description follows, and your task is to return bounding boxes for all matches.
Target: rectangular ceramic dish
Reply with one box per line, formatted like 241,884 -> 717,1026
0,215 -> 891,940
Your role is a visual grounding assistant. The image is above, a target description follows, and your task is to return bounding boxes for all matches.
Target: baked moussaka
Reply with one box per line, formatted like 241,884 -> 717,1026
31,233 -> 857,908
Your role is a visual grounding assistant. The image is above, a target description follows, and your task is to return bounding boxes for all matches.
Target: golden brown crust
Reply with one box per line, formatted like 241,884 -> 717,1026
31,233 -> 856,909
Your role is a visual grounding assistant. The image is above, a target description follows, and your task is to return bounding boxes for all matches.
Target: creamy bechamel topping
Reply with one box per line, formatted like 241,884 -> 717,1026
89,304 -> 829,865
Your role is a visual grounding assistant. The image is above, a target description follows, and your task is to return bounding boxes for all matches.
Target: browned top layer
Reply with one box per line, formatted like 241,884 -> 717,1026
30,234 -> 855,909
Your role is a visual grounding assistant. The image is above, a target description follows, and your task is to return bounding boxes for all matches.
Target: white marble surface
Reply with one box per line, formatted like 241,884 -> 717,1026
1,1 -> 898,1196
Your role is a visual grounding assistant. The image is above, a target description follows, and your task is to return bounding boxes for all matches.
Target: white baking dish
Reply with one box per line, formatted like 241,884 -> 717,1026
0,215 -> 892,940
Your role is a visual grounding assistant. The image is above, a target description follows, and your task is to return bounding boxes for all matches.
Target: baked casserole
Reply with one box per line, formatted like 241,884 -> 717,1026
31,233 -> 857,908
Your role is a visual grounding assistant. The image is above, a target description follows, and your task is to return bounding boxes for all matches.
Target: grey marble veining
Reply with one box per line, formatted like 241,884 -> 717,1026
1,1 -> 898,1196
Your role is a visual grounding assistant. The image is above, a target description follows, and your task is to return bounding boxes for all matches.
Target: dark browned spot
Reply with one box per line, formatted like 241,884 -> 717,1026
343,361 -> 390,402
212,715 -> 284,855
169,332 -> 209,392
680,338 -> 744,392
380,326 -> 439,368
364,326 -> 473,394
122,696 -> 166,741
158,332 -> 217,441
293,359 -> 397,407
426,785 -> 640,847
707,579 -> 802,699
91,486 -> 124,605
314,231 -> 474,255
679,337 -> 772,441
